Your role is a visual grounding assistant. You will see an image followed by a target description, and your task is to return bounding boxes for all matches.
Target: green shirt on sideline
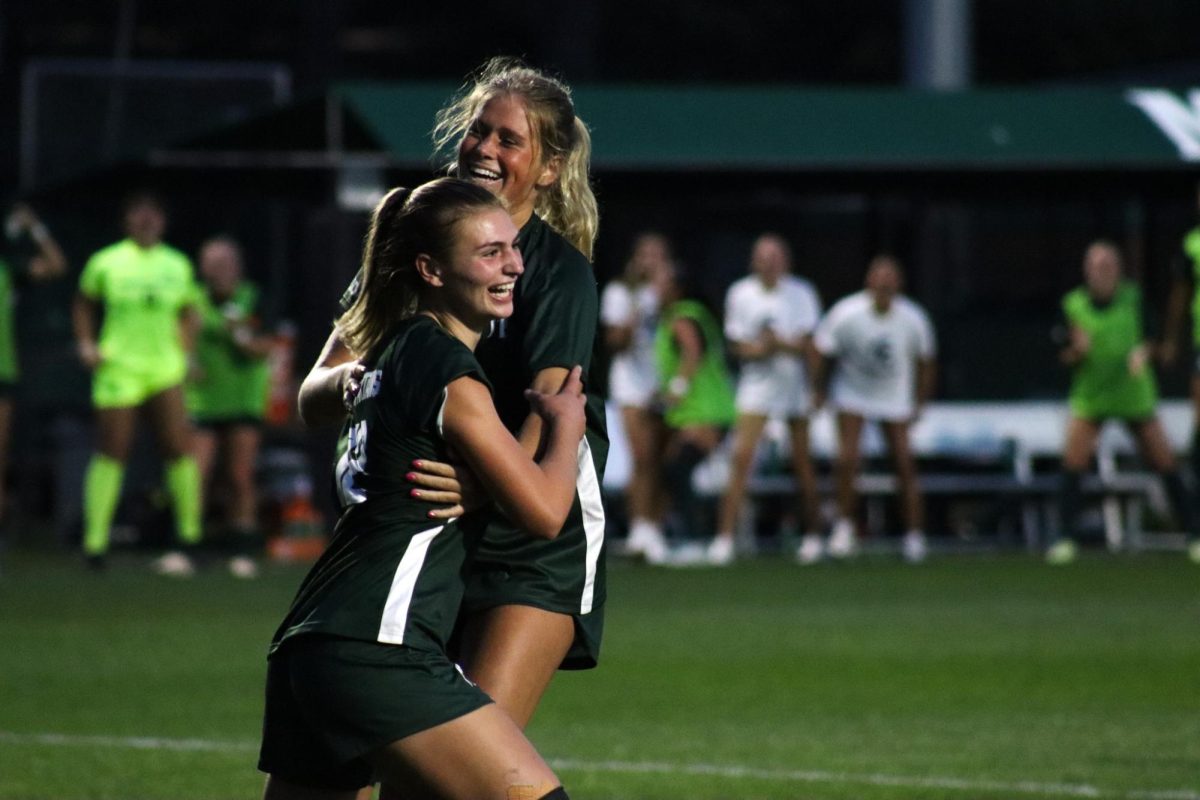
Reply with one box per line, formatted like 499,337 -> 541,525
656,298 -> 736,429
1063,281 -> 1157,420
1183,226 -> 1200,346
0,260 -> 17,383
186,281 -> 270,421
79,238 -> 197,378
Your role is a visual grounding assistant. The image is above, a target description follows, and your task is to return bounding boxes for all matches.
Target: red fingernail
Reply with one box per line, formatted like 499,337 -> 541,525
412,460 -> 423,468
405,473 -> 416,481
411,489 -> 421,498
427,511 -> 436,518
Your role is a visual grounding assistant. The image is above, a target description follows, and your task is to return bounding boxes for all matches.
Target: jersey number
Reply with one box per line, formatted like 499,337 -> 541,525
335,420 -> 369,507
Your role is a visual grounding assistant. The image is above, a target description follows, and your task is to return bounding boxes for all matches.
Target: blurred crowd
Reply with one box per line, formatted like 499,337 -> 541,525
5,182 -> 1200,577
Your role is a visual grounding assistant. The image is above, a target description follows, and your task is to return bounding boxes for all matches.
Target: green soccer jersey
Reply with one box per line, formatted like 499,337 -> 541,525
185,281 -> 270,421
336,215 -> 610,662
464,214 -> 609,625
0,260 -> 17,383
79,239 -> 197,376
1063,281 -> 1157,420
272,316 -> 488,654
655,298 -> 737,429
1183,226 -> 1200,346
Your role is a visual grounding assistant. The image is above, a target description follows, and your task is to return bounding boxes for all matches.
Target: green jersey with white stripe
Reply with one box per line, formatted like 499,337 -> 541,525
460,215 -> 608,657
334,215 -> 610,669
271,316 -> 488,655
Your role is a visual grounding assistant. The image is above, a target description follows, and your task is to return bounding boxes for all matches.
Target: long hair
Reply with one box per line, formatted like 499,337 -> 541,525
336,178 -> 503,358
432,56 -> 599,261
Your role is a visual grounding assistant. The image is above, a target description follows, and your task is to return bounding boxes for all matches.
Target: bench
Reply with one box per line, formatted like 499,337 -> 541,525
603,400 -> 1193,551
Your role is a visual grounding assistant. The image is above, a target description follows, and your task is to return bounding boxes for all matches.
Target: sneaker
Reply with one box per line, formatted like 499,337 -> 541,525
902,530 -> 928,564
626,521 -> 670,565
665,541 -> 708,567
152,550 -> 196,578
228,555 -> 260,579
1045,538 -> 1078,565
795,533 -> 824,565
827,519 -> 859,559
705,535 -> 735,566
1187,539 -> 1200,565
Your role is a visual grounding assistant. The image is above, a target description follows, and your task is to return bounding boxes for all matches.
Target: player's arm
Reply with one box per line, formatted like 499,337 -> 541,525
1160,272 -> 1190,366
914,356 -> 937,420
728,336 -> 772,361
411,365 -> 573,518
1059,322 -> 1090,366
71,293 -> 101,370
10,206 -> 67,280
297,328 -> 365,427
441,367 -> 586,539
603,321 -> 634,354
662,317 -> 705,405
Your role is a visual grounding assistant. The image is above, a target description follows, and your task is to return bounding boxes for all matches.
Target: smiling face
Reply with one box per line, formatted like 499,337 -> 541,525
456,93 -> 557,229
423,207 -> 524,330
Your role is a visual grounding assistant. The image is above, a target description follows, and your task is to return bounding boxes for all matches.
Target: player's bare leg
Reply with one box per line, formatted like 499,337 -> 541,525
621,404 -> 668,562
713,412 -> 769,563
787,416 -> 824,562
882,420 -> 926,562
457,604 -> 576,728
830,412 -> 864,557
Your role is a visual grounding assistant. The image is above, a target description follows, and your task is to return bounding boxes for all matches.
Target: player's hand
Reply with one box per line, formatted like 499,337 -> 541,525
1128,344 -> 1149,377
525,365 -> 586,440
77,340 -> 101,370
1069,327 -> 1091,355
339,361 -> 367,412
1156,339 -> 1178,367
407,459 -> 486,519
761,328 -> 779,354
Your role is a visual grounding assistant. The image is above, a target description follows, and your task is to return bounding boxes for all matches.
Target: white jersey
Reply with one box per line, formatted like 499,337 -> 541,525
814,291 -> 936,421
601,280 -> 659,408
724,274 -> 822,417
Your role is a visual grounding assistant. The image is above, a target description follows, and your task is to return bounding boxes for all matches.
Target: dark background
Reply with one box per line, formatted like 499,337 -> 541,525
3,1 -> 1200,532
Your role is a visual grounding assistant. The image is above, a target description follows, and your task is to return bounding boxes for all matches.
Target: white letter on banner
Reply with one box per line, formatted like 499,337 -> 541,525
1127,88 -> 1200,161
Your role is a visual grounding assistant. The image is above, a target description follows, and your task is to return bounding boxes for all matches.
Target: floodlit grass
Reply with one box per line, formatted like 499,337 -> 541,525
0,547 -> 1196,799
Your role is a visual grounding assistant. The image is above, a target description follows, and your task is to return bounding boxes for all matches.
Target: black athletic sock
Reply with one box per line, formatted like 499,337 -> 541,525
538,788 -> 569,800
664,442 -> 707,537
1160,470 -> 1199,540
1057,470 -> 1083,543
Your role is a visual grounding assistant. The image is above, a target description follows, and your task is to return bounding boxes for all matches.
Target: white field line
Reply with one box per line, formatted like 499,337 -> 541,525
0,730 -> 1195,800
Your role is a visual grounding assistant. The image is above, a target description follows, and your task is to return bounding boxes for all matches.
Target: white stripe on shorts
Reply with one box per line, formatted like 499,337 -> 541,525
576,437 -> 606,615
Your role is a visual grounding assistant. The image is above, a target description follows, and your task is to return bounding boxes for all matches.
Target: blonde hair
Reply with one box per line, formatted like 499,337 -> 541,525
337,178 -> 503,358
433,56 -> 599,260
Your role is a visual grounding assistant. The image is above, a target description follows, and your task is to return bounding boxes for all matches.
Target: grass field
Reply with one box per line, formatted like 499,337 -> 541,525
0,546 -> 1196,800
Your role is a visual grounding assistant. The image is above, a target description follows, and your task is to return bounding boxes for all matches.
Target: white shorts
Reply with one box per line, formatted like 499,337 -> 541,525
735,361 -> 810,418
830,387 -> 912,423
608,354 -> 658,409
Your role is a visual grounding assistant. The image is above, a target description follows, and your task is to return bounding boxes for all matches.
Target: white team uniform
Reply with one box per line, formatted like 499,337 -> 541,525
601,280 -> 659,408
724,274 -> 822,417
814,291 -> 936,422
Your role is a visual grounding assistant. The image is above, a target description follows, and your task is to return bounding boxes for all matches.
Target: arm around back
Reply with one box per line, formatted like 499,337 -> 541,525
297,328 -> 364,427
441,367 -> 586,539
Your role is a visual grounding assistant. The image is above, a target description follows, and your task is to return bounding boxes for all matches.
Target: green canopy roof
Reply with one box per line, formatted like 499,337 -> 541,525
334,82 -> 1200,171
